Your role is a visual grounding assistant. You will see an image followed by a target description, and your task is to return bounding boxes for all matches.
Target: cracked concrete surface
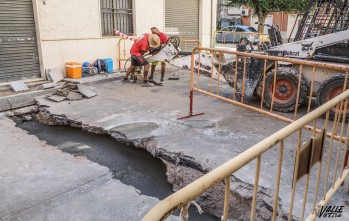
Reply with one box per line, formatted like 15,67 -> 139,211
0,115 -> 176,221
16,69 -> 349,220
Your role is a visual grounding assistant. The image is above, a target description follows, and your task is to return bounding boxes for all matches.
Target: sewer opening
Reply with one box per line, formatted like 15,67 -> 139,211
14,117 -> 219,221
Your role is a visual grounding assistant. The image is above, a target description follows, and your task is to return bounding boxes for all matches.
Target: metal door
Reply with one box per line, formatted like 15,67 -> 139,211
165,0 -> 199,50
0,0 -> 41,83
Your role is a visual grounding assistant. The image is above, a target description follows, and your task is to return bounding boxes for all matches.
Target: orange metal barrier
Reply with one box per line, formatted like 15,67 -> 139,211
179,39 -> 201,52
144,89 -> 349,220
179,47 -> 349,143
116,38 -> 128,70
143,47 -> 349,221
212,30 -> 270,49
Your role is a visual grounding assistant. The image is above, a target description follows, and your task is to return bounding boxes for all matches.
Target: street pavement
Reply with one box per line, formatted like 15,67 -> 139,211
1,68 -> 348,220
0,115 -> 175,221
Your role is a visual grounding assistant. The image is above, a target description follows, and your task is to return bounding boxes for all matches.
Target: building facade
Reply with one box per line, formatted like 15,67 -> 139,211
0,0 -> 217,83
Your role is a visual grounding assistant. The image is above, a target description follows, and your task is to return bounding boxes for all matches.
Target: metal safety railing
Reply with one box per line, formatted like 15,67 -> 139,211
179,39 -> 201,52
116,38 -> 129,70
212,30 -> 270,49
143,47 -> 349,221
179,47 -> 349,142
143,92 -> 349,220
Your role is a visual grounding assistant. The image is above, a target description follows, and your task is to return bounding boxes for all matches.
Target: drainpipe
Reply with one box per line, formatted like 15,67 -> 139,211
211,0 -> 215,47
281,12 -> 284,39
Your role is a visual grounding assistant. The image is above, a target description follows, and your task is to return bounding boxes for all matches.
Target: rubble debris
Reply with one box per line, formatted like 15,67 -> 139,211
45,83 -> 96,102
46,95 -> 67,102
56,83 -> 78,97
4,111 -> 14,117
3,106 -> 38,119
67,91 -> 83,101
46,68 -> 64,83
168,73 -> 180,80
22,115 -> 33,121
42,82 -> 57,89
77,84 -> 97,98
13,106 -> 38,116
9,82 -> 29,92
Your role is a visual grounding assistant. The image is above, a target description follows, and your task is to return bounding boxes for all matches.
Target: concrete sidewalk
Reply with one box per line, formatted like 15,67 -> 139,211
0,115 -> 172,221
34,69 -> 349,220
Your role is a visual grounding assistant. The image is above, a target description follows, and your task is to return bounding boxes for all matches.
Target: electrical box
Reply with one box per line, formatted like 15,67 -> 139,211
241,9 -> 249,16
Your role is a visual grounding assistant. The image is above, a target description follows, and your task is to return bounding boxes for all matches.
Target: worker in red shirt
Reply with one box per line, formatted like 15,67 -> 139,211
124,34 -> 160,86
149,27 -> 169,82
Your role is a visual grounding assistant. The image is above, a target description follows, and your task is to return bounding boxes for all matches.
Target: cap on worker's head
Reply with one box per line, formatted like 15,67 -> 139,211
148,34 -> 160,48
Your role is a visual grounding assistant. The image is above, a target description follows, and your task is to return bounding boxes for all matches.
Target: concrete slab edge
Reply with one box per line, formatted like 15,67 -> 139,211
0,88 -> 59,112
63,74 -> 123,86
0,74 -> 123,112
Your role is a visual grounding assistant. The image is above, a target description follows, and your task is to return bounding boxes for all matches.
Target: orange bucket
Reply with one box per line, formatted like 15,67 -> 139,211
65,62 -> 82,79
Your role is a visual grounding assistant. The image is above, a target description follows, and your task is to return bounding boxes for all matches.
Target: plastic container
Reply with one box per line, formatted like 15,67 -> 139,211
65,62 -> 82,79
103,58 -> 113,73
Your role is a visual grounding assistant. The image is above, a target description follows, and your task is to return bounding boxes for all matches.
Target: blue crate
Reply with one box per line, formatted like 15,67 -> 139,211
103,58 -> 113,73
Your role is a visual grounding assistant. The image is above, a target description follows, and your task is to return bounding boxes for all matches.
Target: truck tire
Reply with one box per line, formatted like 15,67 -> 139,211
317,74 -> 349,120
263,67 -> 308,112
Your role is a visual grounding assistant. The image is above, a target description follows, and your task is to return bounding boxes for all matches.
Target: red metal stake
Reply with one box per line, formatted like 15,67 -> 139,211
177,90 -> 204,120
178,47 -> 204,120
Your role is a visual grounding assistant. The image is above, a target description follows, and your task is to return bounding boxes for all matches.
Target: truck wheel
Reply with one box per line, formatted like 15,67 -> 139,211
317,75 -> 349,120
263,68 -> 308,112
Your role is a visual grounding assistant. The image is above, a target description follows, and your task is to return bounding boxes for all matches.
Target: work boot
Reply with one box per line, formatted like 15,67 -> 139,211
160,77 -> 164,82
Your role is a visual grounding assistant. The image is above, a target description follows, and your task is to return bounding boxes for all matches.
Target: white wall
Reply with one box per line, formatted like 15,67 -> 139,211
199,0 -> 217,47
34,0 -> 214,76
134,0 -> 165,36
37,0 -> 101,40
35,0 -> 165,76
40,38 -> 135,73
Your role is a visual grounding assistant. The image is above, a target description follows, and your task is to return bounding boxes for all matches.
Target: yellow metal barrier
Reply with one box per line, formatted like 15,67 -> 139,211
212,30 -> 270,49
179,39 -> 201,52
116,38 -> 128,70
143,87 -> 349,221
179,47 -> 349,142
143,47 -> 349,221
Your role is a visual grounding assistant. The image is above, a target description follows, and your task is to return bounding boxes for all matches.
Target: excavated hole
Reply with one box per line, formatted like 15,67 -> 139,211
15,118 -> 172,198
13,114 -> 219,221
8,107 -> 284,220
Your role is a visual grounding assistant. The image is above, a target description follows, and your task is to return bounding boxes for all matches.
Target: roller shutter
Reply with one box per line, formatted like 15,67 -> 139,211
0,0 -> 40,83
165,0 -> 199,49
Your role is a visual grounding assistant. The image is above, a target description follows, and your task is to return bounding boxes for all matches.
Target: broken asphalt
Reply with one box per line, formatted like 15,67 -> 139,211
1,68 -> 348,220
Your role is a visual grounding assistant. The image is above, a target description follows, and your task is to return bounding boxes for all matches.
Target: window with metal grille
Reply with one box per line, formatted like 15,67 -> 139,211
101,0 -> 133,36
